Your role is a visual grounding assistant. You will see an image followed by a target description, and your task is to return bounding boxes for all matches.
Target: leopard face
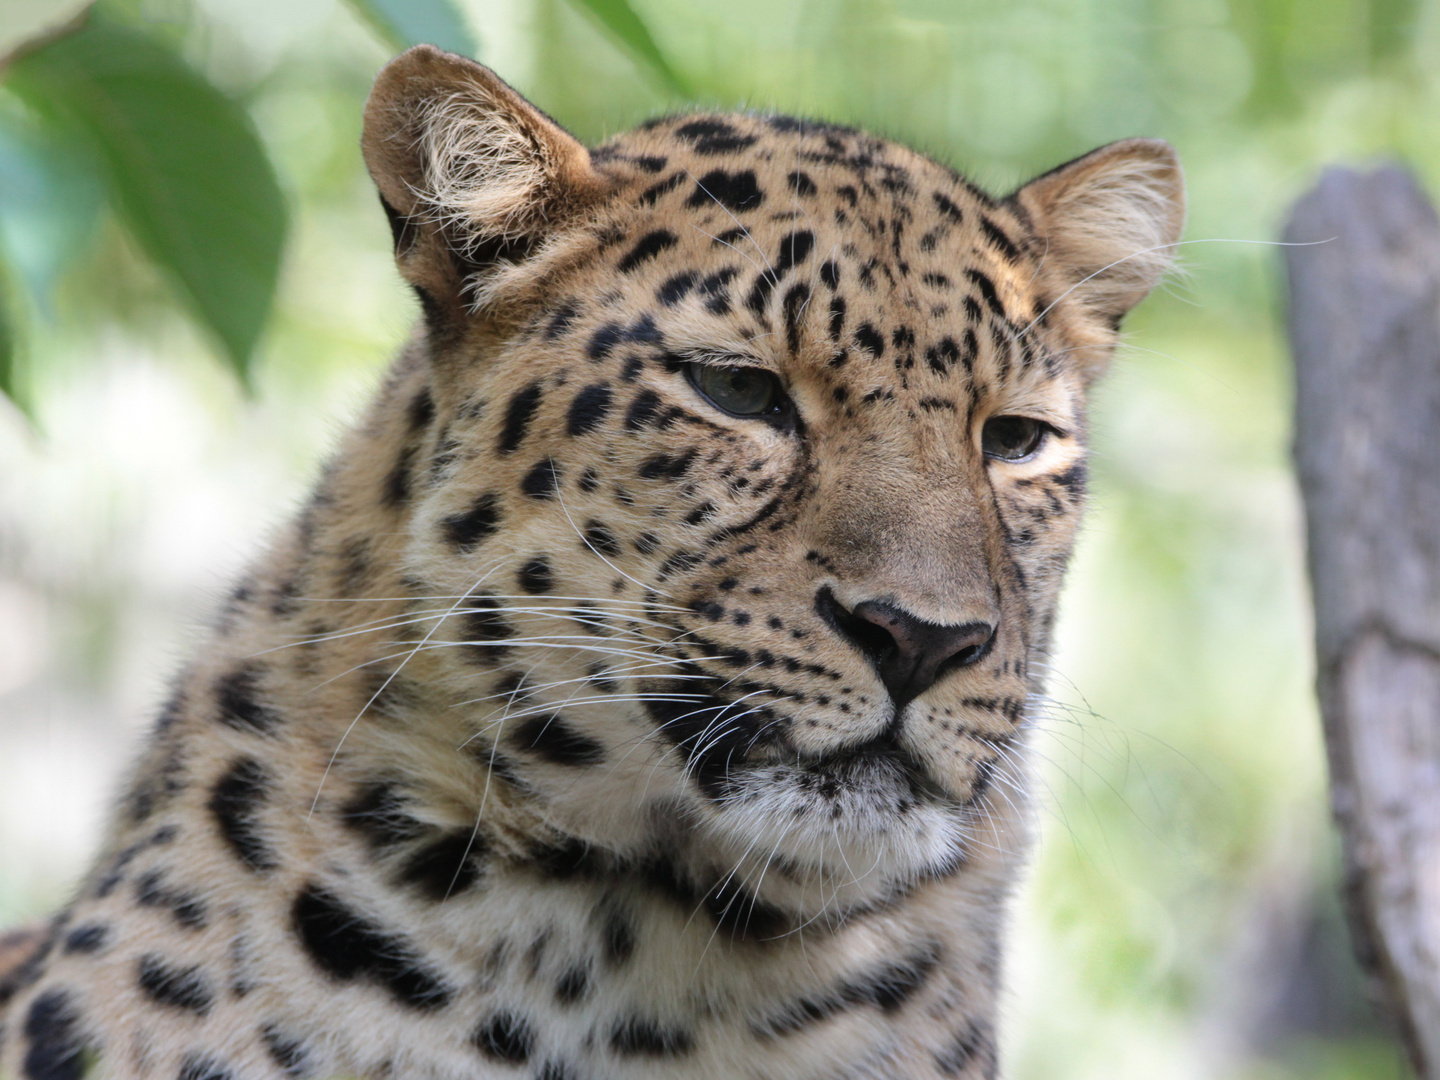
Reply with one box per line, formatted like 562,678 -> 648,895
360,48 -> 1184,924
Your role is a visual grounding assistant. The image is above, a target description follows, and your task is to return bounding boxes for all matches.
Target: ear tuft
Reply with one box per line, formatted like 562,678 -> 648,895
1015,139 -> 1185,324
362,47 -> 606,329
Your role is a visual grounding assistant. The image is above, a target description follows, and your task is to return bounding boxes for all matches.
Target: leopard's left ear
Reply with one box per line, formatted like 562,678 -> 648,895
362,46 -> 609,335
1014,138 -> 1185,327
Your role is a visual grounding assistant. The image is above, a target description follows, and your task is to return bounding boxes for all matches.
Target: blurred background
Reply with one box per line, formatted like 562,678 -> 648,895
1,0 -> 1434,1076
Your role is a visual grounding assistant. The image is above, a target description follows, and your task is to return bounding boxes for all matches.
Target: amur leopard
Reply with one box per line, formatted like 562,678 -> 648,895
0,45 -> 1184,1080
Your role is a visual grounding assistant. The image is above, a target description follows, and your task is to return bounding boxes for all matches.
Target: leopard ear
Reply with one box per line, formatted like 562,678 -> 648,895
1014,138 -> 1185,326
362,46 -> 608,336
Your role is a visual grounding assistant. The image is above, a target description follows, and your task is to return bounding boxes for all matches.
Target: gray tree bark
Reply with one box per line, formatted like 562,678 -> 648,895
1286,165 -> 1440,1078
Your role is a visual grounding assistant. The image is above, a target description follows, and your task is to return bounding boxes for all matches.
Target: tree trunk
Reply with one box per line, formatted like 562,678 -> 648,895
1285,165 -> 1440,1078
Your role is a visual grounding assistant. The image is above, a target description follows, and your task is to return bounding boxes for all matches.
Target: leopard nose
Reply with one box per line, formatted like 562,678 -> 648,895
818,589 -> 996,709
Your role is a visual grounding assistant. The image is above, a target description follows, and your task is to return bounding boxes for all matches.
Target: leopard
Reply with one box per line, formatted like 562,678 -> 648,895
0,44 -> 1183,1080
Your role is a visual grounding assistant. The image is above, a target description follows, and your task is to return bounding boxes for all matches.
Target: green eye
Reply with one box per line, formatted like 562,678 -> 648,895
689,363 -> 788,418
981,415 -> 1048,462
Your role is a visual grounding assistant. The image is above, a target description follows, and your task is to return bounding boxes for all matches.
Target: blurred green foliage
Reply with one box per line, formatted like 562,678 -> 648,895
4,11 -> 285,395
0,0 -> 674,405
0,0 -> 1433,1076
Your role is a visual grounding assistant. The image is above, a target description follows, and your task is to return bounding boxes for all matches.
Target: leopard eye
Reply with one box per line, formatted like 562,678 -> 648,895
688,363 -> 788,418
981,415 -> 1049,462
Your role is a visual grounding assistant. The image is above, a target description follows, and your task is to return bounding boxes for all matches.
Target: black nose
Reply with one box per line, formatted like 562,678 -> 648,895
817,589 -> 996,709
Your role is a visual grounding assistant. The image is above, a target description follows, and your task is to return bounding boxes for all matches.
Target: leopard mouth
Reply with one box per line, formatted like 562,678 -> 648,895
784,735 -> 953,810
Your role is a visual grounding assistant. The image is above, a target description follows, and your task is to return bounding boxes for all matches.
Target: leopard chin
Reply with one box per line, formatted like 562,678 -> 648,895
694,749 -> 998,900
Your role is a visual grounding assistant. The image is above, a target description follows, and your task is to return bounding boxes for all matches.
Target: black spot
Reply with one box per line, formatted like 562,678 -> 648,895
22,989 -> 89,1080
472,1011 -> 535,1064
776,230 -> 815,276
659,549 -> 704,579
617,230 -> 678,273
635,532 -> 661,555
698,266 -> 740,315
260,1025 -> 311,1077
926,336 -> 961,374
408,388 -> 435,431
539,1062 -> 577,1080
521,458 -> 561,499
746,229 -> 816,315
555,963 -> 591,1005
566,383 -> 613,436
642,679 -> 758,800
787,170 -> 818,197
854,323 -> 885,359
602,910 -> 636,966
215,665 -> 280,735
683,502 -> 716,527
513,715 -> 605,767
962,328 -> 978,367
675,118 -> 757,155
610,1017 -> 695,1057
657,271 -> 698,306
135,869 -> 208,931
398,831 -> 485,901
578,468 -> 601,493
965,268 -> 1007,320
62,924 -> 108,955
755,944 -> 940,1036
498,381 -> 544,455
545,300 -> 580,340
638,448 -> 696,481
686,169 -> 763,212
826,298 -> 848,344
518,556 -> 553,595
624,389 -> 662,431
1052,462 -> 1088,495
819,259 -> 839,290
527,836 -> 609,880
137,953 -> 214,1015
932,191 -> 965,224
442,492 -> 502,550
382,444 -> 414,507
631,154 -> 667,172
208,757 -> 278,874
586,322 -> 625,361
638,171 -> 685,206
583,520 -> 621,557
292,884 -> 453,1010
178,1055 -> 233,1080
979,215 -> 1021,262
461,595 -> 516,654
340,781 -> 423,853
935,1018 -> 996,1076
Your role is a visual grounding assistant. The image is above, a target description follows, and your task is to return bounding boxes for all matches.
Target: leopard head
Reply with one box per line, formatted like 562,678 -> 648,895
358,46 -> 1183,921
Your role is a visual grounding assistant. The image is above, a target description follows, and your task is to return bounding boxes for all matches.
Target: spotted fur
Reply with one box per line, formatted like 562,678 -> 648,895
0,46 -> 1183,1080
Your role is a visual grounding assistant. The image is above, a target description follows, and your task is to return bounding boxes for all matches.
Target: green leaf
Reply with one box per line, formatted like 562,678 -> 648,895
0,106 -> 104,311
563,0 -> 689,96
3,12 -> 287,387
346,0 -> 478,57
0,253 -> 30,421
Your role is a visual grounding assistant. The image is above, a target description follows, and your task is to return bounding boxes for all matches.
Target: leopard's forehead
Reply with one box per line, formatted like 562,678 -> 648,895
585,113 -> 1053,368
476,110 -> 1083,453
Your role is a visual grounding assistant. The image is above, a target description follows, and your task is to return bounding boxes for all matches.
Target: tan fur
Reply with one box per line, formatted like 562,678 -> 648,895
0,47 -> 1182,1080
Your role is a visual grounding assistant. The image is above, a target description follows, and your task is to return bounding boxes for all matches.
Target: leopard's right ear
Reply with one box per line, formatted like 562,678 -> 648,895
362,46 -> 608,337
